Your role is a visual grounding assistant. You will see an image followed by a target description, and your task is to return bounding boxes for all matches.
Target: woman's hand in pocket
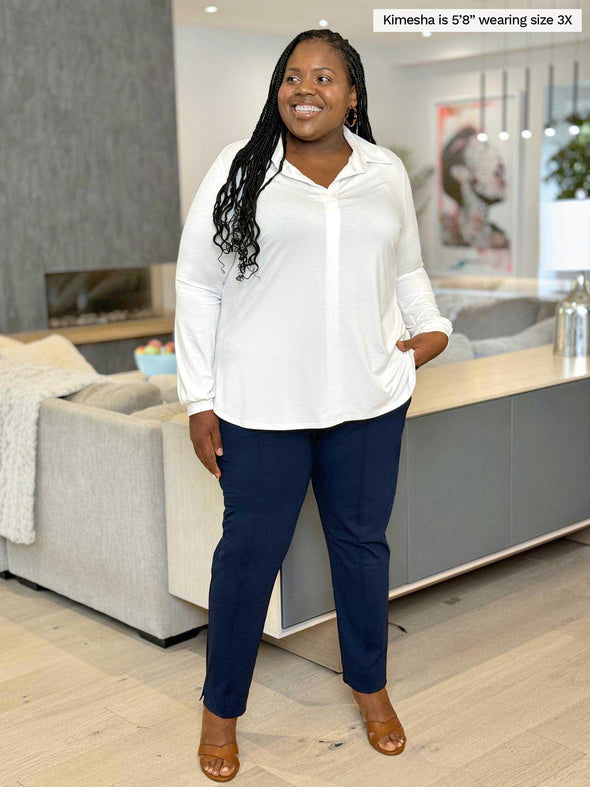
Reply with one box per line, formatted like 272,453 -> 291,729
396,331 -> 449,369
189,410 -> 224,479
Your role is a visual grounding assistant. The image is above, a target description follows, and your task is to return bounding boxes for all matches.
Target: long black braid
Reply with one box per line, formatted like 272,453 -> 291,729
211,29 -> 376,281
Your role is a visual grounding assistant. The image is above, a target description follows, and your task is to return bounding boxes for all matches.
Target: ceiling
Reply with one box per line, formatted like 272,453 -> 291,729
173,0 -> 590,66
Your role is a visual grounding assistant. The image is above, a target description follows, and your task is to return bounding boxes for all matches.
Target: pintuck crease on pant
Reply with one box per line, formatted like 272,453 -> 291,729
198,395 -> 412,719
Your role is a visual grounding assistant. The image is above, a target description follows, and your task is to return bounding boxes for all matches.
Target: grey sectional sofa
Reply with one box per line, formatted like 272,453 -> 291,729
427,294 -> 558,366
3,371 -> 200,647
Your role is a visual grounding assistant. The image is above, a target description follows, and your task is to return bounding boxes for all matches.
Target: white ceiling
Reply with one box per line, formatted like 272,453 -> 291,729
173,0 -> 590,66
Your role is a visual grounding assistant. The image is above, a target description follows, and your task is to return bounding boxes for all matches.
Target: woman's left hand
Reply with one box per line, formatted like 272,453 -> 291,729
396,331 -> 449,369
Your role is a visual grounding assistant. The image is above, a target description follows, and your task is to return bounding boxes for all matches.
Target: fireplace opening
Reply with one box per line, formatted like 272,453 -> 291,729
45,267 -> 154,328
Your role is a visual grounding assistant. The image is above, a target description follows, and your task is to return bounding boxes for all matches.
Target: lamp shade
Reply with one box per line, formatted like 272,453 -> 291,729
539,199 -> 590,272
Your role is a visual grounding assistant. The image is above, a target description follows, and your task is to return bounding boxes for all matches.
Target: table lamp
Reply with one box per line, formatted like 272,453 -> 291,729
539,198 -> 590,357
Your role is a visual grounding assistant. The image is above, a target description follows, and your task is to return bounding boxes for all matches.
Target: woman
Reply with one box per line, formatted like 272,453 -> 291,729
175,29 -> 452,782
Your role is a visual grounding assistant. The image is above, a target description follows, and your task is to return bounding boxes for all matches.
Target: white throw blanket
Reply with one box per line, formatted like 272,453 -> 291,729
0,357 -> 110,544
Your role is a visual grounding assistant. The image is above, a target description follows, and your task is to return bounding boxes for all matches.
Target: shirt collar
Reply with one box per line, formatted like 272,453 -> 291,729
269,124 -> 393,173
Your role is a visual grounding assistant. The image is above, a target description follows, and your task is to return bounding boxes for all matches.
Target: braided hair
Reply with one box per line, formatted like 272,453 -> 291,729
211,29 -> 376,281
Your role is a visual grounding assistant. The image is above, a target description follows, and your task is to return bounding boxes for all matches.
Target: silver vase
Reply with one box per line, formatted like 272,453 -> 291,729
553,272 -> 590,357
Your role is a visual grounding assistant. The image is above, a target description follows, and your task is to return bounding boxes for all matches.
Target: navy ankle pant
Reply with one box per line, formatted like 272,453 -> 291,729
199,395 -> 412,718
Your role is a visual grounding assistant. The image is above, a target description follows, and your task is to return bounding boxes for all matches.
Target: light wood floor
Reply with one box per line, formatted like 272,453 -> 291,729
1,537 -> 590,786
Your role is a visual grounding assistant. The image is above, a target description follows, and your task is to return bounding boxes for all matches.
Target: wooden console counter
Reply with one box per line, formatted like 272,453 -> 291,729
162,344 -> 590,672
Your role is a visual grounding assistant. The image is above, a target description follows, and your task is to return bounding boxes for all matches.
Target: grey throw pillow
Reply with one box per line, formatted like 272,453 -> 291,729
471,316 -> 556,358
63,381 -> 164,414
453,296 -> 542,340
148,373 -> 179,403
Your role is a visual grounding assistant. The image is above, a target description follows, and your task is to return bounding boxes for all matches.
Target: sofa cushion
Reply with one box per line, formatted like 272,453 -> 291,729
63,381 -> 164,413
434,292 -> 503,323
0,335 -> 24,350
426,332 -> 475,366
471,316 -> 556,358
536,299 -> 559,322
129,401 -> 186,421
0,333 -> 97,372
148,374 -> 179,403
452,296 -> 543,340
107,370 -> 148,384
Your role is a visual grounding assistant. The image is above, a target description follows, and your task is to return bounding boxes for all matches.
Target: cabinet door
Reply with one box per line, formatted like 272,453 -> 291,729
407,398 -> 511,582
512,378 -> 590,542
388,430 -> 409,589
280,484 -> 333,629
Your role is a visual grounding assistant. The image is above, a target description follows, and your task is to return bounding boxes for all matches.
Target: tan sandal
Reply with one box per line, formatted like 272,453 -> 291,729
362,710 -> 406,756
198,741 -> 240,782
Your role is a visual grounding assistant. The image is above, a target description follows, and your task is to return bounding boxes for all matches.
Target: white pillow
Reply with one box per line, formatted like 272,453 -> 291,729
0,333 -> 97,372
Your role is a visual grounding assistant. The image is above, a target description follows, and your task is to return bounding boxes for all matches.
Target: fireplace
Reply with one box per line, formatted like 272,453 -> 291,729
45,267 -> 155,328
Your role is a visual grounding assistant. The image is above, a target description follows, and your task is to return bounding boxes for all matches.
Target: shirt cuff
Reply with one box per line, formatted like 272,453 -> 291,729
410,318 -> 454,339
186,399 -> 215,416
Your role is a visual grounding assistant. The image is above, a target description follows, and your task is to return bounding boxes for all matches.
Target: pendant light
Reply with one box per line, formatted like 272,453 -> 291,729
499,30 -> 510,140
544,28 -> 556,137
544,64 -> 556,137
569,0 -> 581,135
477,9 -> 488,142
521,0 -> 532,139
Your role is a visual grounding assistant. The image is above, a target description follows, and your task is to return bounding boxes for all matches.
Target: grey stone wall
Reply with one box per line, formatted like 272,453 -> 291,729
1,0 -> 180,332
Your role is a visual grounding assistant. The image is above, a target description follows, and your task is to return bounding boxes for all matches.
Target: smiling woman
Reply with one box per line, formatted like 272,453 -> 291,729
277,41 -> 358,188
174,28 -> 452,783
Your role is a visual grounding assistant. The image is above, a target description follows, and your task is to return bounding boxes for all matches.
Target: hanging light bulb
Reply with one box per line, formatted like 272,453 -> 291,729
499,67 -> 509,140
521,67 -> 532,138
478,21 -> 487,142
477,73 -> 488,140
521,4 -> 532,139
498,29 -> 509,141
568,10 -> 582,136
569,60 -> 580,135
544,63 -> 556,136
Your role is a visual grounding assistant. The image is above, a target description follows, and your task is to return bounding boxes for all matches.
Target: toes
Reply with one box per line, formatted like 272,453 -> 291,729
200,751 -> 236,777
388,732 -> 404,749
377,733 -> 404,751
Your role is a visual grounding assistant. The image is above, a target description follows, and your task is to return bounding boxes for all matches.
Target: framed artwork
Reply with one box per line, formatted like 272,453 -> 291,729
433,96 -> 519,276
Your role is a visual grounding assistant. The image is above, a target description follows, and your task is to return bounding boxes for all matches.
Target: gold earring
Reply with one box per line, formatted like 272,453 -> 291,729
344,106 -> 358,127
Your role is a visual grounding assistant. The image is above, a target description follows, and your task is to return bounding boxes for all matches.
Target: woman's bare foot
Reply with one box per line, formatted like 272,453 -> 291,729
352,687 -> 405,752
199,703 -> 238,777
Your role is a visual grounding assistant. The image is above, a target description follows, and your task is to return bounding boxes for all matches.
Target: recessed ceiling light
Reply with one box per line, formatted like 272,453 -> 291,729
422,30 -> 432,37
318,19 -> 329,27
203,5 -> 218,12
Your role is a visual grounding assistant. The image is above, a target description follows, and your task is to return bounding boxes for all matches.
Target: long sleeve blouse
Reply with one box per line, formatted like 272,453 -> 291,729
174,124 -> 453,429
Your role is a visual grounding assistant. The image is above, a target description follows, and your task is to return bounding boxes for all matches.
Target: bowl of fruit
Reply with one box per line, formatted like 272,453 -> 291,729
134,339 -> 177,376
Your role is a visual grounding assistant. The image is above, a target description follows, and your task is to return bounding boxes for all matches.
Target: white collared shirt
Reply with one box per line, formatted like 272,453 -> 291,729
175,124 -> 453,429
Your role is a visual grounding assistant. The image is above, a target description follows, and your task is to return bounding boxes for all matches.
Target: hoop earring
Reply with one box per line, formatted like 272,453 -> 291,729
344,106 -> 358,128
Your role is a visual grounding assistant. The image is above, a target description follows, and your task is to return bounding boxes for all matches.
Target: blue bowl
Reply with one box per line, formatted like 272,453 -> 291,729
134,350 -> 177,377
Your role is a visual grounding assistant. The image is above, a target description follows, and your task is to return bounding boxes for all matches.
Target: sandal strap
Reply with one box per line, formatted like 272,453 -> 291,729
198,742 -> 240,768
365,715 -> 405,741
